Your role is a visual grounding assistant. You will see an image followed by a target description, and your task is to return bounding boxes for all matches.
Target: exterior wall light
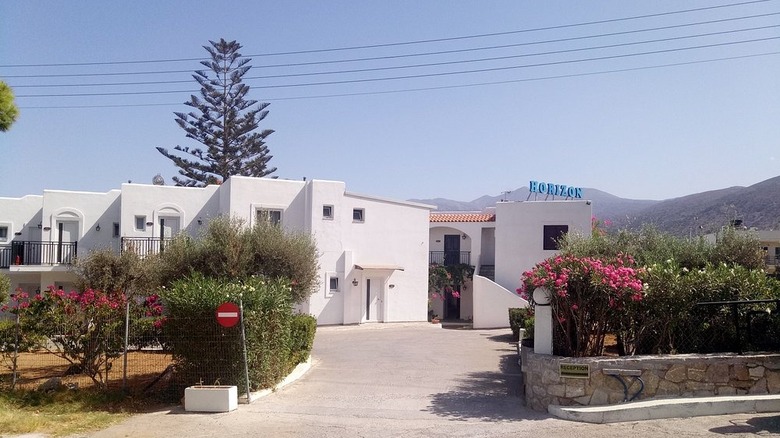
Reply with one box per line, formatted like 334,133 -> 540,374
462,234 -> 468,240
95,224 -> 101,232
389,284 -> 395,289
352,278 -> 359,286
533,287 -> 551,306
37,222 -> 42,229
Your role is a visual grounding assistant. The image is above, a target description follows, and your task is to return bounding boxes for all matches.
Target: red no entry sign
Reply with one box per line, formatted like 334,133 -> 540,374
216,302 -> 241,328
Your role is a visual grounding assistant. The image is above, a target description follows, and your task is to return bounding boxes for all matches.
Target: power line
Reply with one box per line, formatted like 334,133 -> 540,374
0,0 -> 770,68
236,12 -> 780,69
11,14 -> 780,87
1,69 -> 192,79
18,51 -> 780,109
16,35 -> 780,98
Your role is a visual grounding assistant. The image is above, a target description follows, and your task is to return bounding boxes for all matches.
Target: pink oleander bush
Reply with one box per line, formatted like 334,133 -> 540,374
520,222 -> 780,357
519,254 -> 645,357
3,287 -> 128,387
3,286 -> 165,387
428,263 -> 471,319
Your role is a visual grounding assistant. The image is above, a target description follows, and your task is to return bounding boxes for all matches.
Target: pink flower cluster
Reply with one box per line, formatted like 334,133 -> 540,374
430,288 -> 461,301
144,294 -> 164,317
518,254 -> 644,307
64,288 -> 127,310
1,286 -> 150,315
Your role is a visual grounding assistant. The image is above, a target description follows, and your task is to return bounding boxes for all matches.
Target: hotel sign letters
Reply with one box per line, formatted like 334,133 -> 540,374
529,180 -> 583,199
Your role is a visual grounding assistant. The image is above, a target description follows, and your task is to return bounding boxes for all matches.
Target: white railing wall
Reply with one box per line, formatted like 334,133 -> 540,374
472,274 -> 528,329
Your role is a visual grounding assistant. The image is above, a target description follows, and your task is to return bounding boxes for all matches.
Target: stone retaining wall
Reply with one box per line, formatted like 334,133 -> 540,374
520,346 -> 780,412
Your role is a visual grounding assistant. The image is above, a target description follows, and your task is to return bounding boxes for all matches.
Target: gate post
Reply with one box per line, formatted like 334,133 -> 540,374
532,287 -> 553,355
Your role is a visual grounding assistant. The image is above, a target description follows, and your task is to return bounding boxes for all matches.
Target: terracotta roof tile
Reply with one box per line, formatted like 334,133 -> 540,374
430,213 -> 495,223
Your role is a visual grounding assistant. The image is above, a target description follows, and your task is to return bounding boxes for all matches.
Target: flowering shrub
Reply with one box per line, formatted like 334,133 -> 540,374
428,263 -> 471,319
634,260 -> 780,354
4,286 -> 127,387
2,286 -> 167,387
523,223 -> 780,357
160,274 -> 298,392
519,254 -> 645,357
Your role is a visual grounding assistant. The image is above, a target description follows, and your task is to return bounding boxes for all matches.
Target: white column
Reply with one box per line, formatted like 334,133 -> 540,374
532,287 -> 553,355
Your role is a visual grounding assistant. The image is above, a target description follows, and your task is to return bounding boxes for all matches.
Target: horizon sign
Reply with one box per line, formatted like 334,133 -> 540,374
529,180 -> 583,199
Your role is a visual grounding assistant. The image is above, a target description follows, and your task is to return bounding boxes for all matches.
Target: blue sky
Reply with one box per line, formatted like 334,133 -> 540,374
1,1 -> 779,202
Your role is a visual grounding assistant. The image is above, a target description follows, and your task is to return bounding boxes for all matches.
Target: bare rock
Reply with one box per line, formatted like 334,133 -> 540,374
38,377 -> 63,393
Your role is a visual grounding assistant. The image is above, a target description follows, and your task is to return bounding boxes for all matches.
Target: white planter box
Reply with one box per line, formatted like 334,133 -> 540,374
185,385 -> 238,413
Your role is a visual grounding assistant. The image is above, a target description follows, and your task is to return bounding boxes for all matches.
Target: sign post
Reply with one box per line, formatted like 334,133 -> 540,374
239,298 -> 251,404
216,302 -> 240,328
216,301 -> 251,403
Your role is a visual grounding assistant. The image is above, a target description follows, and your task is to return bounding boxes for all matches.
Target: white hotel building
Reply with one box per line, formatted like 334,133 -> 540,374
1,177 -> 591,327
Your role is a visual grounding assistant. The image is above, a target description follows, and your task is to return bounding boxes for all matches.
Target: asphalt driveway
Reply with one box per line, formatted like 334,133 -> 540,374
90,323 -> 780,438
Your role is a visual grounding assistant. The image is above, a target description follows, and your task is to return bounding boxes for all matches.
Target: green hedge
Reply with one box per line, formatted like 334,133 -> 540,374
160,274 -> 294,393
288,314 -> 317,369
508,308 -> 533,341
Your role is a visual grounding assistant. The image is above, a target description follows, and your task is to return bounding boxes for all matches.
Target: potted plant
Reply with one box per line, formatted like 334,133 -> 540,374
185,383 -> 239,412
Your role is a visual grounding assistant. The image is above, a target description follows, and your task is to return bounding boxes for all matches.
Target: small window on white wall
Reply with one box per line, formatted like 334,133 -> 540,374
113,222 -> 120,238
135,216 -> 146,231
0,226 -> 8,242
353,208 -> 364,223
323,205 -> 334,220
543,225 -> 569,250
325,273 -> 339,298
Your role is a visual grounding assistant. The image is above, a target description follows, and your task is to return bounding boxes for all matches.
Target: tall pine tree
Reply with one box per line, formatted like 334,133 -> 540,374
0,81 -> 19,132
157,39 -> 275,186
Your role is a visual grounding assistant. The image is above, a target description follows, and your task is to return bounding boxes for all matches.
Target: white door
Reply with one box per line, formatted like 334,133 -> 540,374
364,278 -> 382,322
56,220 -> 79,264
159,217 -> 180,238
159,216 -> 180,253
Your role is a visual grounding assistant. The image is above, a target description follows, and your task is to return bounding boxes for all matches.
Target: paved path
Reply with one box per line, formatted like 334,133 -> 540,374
90,323 -> 780,437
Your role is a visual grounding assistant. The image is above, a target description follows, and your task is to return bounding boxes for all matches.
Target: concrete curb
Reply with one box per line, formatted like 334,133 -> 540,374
239,356 -> 313,404
549,394 -> 780,423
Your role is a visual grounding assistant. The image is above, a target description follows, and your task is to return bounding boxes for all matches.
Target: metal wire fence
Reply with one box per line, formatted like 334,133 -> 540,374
0,310 -> 246,397
597,300 -> 780,356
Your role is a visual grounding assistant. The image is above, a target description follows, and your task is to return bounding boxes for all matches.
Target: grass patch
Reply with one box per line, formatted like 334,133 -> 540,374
0,389 -> 159,437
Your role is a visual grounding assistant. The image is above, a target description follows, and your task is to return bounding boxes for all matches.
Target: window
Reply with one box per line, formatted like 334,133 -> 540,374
113,222 -> 120,238
325,272 -> 340,298
135,216 -> 146,231
257,209 -> 282,226
0,226 -> 8,242
323,205 -> 334,220
352,208 -> 364,222
543,225 -> 569,250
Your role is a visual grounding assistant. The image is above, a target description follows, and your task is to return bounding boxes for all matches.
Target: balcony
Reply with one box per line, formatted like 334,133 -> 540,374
429,251 -> 471,266
0,241 -> 78,269
121,237 -> 174,258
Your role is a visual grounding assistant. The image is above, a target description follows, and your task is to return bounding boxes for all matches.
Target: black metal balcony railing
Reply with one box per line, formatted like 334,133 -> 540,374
121,237 -> 174,258
766,256 -> 780,266
0,246 -> 9,269
0,241 -> 78,269
429,251 -> 471,266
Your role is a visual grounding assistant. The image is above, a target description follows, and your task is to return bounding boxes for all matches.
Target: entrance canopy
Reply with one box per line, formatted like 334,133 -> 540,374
354,264 -> 404,271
